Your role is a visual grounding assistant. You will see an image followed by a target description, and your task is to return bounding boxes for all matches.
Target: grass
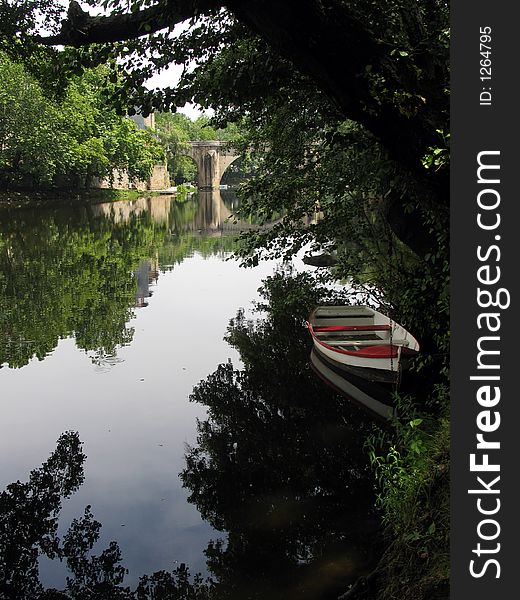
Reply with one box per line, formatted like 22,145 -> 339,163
365,390 -> 450,600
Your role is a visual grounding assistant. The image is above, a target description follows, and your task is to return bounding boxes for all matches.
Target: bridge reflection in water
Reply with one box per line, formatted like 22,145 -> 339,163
91,190 -> 265,310
90,190 -> 265,235
192,190 -> 270,234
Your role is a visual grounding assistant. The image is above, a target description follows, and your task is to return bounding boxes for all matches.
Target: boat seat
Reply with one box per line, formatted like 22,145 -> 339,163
315,314 -> 373,319
315,306 -> 374,316
317,332 -> 381,341
325,339 -> 409,347
313,325 -> 391,332
314,318 -> 375,327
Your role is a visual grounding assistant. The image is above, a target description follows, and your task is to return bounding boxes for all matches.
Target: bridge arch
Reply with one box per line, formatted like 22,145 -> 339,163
183,141 -> 240,190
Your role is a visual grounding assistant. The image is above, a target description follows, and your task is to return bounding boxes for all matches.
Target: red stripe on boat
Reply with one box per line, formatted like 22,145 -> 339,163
313,324 -> 391,332
318,342 -> 399,359
308,324 -> 399,358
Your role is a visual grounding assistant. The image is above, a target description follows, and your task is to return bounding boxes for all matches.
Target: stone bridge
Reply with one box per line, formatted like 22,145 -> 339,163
184,141 -> 240,190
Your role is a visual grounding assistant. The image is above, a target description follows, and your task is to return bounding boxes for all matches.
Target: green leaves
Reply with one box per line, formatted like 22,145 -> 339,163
0,54 -> 164,188
422,130 -> 450,171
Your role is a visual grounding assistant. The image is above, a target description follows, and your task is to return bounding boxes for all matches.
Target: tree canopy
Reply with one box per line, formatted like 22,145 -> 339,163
0,53 -> 164,189
24,1 -> 448,180
0,1 -> 449,257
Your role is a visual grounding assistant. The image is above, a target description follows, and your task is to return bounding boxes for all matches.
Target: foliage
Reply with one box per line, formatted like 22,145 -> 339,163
238,100 -> 450,373
421,129 -> 450,172
25,0 -> 449,180
155,112 -> 195,184
231,92 -> 450,369
0,53 -> 164,190
175,182 -> 197,198
0,1 -> 66,93
1,2 -> 450,260
0,54 -> 64,186
365,390 -> 450,600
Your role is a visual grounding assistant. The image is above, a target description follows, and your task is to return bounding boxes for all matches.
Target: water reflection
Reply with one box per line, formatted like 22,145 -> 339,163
90,195 -> 173,226
0,193 -> 283,592
135,259 -> 159,308
171,190 -> 266,235
0,432 -> 209,599
1,202 -> 380,598
87,191 -> 245,234
0,192 -> 244,369
0,273 -> 381,599
181,272 -> 382,599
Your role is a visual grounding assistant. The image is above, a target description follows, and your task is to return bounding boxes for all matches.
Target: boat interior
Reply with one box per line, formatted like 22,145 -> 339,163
310,307 -> 409,350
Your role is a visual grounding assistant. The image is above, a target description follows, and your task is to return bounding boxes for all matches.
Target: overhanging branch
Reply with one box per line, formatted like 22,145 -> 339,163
35,0 -> 222,46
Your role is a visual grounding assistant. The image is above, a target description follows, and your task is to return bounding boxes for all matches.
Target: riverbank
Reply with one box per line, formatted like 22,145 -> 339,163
0,188 -> 162,211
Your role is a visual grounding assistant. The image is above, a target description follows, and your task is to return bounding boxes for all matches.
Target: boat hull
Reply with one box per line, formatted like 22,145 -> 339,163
310,349 -> 394,420
313,345 -> 400,384
307,305 -> 419,379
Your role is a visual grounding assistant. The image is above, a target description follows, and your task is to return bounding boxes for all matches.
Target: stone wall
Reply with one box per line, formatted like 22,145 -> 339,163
148,164 -> 170,190
91,163 -> 170,191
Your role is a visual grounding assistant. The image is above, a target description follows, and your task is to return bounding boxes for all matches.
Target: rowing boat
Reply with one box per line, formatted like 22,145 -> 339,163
307,305 -> 419,383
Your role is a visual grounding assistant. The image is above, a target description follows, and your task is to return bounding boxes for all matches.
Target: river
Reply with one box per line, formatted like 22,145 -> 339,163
0,192 -> 381,599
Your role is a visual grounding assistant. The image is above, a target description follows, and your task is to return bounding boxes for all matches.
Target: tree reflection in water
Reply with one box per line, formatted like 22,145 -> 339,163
0,195 -> 236,370
1,271 -> 382,599
181,270 -> 383,599
0,433 -> 211,599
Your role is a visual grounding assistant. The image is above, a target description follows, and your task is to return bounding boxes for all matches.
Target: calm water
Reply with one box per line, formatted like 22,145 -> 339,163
0,193 -> 381,598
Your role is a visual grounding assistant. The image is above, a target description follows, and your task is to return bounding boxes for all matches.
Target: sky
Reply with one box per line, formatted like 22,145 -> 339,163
145,64 -> 207,121
52,1 -> 207,120
139,16 -> 209,120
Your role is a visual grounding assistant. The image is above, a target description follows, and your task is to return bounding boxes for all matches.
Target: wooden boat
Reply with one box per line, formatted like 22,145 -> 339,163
307,305 -> 419,383
310,348 -> 394,420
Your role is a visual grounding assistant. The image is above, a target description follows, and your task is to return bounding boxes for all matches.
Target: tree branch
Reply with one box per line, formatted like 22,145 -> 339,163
35,0 -> 222,46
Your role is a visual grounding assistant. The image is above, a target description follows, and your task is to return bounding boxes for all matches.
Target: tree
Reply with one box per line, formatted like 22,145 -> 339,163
0,1 -> 449,256
0,52 -> 66,187
155,112 -> 195,183
26,2 -> 446,160
0,52 -> 164,189
29,1 -> 448,182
